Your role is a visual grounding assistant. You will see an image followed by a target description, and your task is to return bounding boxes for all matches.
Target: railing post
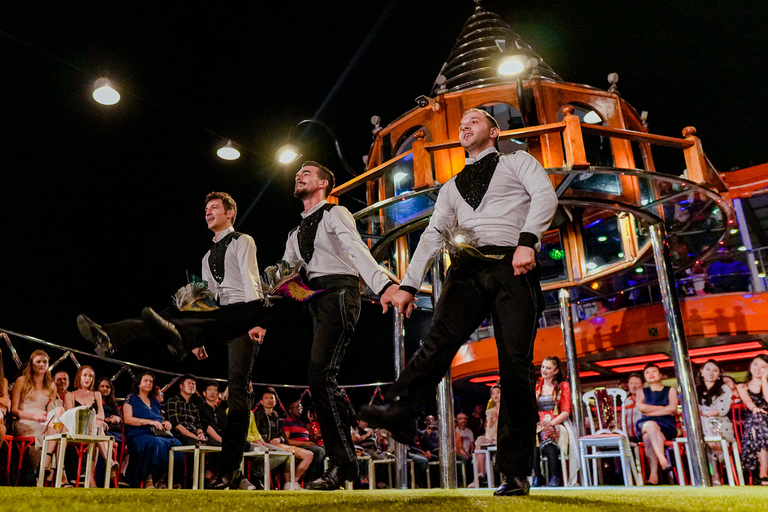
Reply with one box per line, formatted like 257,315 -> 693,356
2,332 -> 24,368
561,106 -> 590,170
433,250 -> 457,489
412,130 -> 434,191
681,126 -> 707,184
732,197 -> 767,292
393,310 -> 409,489
649,222 -> 711,487
559,289 -> 585,447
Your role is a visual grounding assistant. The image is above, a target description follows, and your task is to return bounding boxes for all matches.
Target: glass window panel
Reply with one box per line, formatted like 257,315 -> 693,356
539,229 -> 568,283
582,210 -> 624,272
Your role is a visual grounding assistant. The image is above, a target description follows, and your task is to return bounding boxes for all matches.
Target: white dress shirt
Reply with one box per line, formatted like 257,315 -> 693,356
401,147 -> 558,291
283,200 -> 392,294
201,226 -> 264,306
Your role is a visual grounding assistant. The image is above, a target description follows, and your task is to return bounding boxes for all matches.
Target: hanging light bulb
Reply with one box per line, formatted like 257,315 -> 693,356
217,140 -> 240,160
276,144 -> 301,164
92,78 -> 120,105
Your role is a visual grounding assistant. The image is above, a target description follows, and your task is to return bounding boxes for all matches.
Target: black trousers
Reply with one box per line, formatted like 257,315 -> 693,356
104,301 -> 281,478
306,275 -> 361,468
386,252 -> 544,478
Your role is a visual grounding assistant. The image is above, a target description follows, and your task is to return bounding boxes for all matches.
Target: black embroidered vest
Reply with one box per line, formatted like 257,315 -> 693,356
454,152 -> 501,210
208,231 -> 242,284
296,203 -> 336,264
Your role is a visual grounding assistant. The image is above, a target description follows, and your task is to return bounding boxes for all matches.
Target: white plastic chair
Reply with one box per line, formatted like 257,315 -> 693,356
579,388 -> 641,486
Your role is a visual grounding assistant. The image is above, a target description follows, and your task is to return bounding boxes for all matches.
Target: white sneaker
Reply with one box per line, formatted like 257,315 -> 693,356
283,482 -> 304,491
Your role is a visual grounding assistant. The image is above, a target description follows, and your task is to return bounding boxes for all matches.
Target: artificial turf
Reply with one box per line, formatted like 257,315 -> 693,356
1,487 -> 766,512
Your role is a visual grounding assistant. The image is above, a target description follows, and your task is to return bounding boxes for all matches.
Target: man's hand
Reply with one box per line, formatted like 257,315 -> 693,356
512,246 -> 536,276
380,285 -> 398,314
393,290 -> 417,318
192,346 -> 208,360
249,326 -> 267,344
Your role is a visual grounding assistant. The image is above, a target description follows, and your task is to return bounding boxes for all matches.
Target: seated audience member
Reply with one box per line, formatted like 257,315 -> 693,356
0,350 -> 10,446
736,355 -> 768,485
533,356 -> 579,487
696,359 -> 735,485
64,366 -> 118,486
468,384 -> 500,487
244,407 -> 290,488
198,380 -> 226,485
53,371 -> 70,402
198,381 -> 226,445
11,350 -> 68,486
406,432 -> 429,488
306,408 -> 323,445
352,416 -> 388,488
636,363 -> 678,485
97,377 -> 123,443
624,373 -> 644,441
467,404 -> 485,440
123,372 -> 182,488
254,388 -> 312,490
284,400 -> 325,481
707,247 -> 750,293
455,412 -> 474,461
166,375 -> 209,446
722,376 -> 741,402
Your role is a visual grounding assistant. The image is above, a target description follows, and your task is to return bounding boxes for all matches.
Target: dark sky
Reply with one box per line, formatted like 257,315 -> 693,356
2,1 -> 767,392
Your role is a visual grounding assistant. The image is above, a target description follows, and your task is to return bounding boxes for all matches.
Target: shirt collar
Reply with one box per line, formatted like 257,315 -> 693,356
465,147 -> 498,165
301,199 -> 328,219
213,225 -> 235,243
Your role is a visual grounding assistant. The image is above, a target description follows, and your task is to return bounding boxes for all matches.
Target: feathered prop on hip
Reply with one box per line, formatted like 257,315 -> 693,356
437,225 -> 504,260
260,260 -> 323,306
173,282 -> 219,312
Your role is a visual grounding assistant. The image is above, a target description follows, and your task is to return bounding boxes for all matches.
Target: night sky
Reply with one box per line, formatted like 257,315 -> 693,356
2,1 -> 767,398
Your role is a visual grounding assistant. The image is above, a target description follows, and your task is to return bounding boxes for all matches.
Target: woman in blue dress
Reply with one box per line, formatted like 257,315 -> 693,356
123,372 -> 182,488
636,363 -> 678,484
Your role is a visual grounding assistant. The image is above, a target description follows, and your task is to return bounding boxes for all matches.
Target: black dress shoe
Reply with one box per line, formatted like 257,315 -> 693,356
494,475 -> 530,496
360,403 -> 417,445
77,314 -> 115,357
306,463 -> 359,490
141,307 -> 188,361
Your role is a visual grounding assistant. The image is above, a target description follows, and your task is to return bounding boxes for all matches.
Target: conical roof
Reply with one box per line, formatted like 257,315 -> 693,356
431,2 -> 561,95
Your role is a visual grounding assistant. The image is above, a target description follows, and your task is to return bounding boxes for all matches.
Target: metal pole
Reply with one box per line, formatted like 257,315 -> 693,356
732,198 -> 765,292
393,309 -> 408,489
433,251 -> 457,489
558,289 -> 585,444
649,223 -> 711,486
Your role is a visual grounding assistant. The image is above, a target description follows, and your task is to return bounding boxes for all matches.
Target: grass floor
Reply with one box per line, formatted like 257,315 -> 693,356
1,487 -> 767,512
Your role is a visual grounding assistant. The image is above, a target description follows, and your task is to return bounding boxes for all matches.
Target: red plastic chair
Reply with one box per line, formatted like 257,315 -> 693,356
1,435 -> 13,485
13,436 -> 36,486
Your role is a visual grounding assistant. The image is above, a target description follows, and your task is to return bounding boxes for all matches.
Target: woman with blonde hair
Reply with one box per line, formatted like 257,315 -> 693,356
468,383 -> 500,487
0,350 -> 10,445
11,350 -> 69,485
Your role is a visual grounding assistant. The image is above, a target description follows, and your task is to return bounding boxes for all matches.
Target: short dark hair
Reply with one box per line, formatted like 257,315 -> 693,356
627,372 -> 643,382
204,380 -> 219,392
302,161 -> 335,197
643,363 -> 661,378
205,191 -> 237,222
262,387 -> 277,399
179,374 -> 197,387
131,371 -> 158,399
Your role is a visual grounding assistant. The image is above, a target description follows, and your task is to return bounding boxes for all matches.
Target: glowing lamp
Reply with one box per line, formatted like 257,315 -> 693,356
277,144 -> 301,164
217,140 -> 240,160
497,55 -> 525,76
93,78 -> 120,105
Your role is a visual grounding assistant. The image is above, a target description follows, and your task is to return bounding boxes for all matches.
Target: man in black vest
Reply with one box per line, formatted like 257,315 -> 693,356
283,161 -> 396,490
77,191 -> 269,490
366,109 -> 559,496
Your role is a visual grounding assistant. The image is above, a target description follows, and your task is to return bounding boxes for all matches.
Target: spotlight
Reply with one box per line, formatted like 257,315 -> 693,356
277,144 -> 301,165
93,78 -> 120,105
217,140 -> 240,160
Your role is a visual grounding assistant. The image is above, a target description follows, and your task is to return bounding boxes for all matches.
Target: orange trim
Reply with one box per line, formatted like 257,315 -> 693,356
452,292 -> 768,381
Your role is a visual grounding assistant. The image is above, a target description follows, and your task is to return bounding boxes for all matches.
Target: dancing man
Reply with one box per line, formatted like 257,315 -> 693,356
366,109 -> 558,496
78,191 -> 271,490
282,161 -> 395,490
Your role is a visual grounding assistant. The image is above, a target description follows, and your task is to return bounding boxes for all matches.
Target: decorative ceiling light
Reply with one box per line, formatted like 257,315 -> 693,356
583,111 -> 603,124
92,78 -> 120,105
217,140 -> 240,161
